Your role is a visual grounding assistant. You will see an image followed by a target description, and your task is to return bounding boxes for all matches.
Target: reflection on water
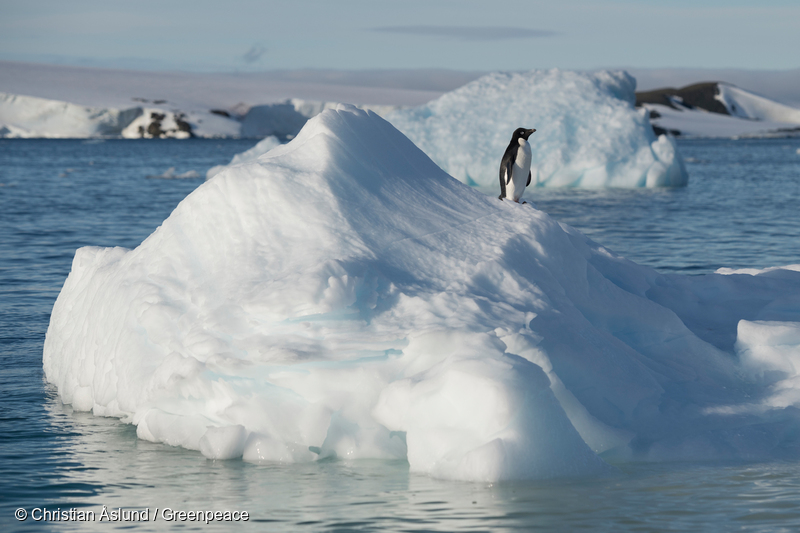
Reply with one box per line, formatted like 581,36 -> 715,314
10,394 -> 800,532
2,137 -> 800,532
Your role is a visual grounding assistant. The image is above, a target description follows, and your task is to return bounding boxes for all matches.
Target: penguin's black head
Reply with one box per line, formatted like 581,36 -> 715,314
513,127 -> 536,140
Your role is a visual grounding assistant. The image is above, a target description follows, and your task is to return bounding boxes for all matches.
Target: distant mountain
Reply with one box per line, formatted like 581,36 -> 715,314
636,82 -> 729,115
636,82 -> 800,138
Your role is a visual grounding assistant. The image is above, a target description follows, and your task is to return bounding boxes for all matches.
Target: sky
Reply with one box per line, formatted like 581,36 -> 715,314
1,0 -> 799,73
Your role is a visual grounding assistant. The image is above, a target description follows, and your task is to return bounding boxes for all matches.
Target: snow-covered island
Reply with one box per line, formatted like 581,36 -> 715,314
637,81 -> 800,138
44,106 -> 800,482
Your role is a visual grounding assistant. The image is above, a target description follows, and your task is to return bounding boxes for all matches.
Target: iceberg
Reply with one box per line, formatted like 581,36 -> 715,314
44,106 -> 800,482
0,92 -> 241,139
0,92 -> 143,138
385,70 -> 688,191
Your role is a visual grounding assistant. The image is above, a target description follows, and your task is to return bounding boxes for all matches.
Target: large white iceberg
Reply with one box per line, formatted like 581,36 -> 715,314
386,70 -> 688,191
44,106 -> 800,482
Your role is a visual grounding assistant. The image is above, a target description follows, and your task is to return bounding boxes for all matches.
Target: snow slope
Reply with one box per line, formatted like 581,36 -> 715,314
43,106 -> 800,481
717,83 -> 800,123
205,135 -> 282,180
386,70 -> 687,191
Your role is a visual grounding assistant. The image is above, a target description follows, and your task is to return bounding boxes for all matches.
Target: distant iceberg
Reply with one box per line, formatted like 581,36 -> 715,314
0,92 -> 143,138
44,106 -> 800,482
385,70 -> 688,191
0,92 -> 241,139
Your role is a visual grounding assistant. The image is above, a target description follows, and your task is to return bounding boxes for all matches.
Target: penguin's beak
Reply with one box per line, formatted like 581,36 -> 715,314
523,128 -> 536,139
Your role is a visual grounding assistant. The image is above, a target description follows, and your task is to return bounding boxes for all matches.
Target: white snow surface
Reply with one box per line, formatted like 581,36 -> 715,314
716,84 -> 800,124
44,106 -> 800,481
643,104 -> 800,139
206,135 -> 282,180
385,70 -> 688,191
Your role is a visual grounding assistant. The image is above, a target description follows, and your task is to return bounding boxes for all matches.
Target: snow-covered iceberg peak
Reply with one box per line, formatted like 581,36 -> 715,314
44,105 -> 800,482
386,69 -> 688,191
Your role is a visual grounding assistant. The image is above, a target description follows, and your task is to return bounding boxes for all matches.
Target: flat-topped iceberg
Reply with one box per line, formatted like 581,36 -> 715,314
0,92 -> 143,138
386,70 -> 688,191
44,106 -> 800,482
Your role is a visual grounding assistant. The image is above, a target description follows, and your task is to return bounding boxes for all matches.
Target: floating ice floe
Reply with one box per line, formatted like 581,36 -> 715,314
385,70 -> 688,191
44,106 -> 800,482
145,167 -> 202,179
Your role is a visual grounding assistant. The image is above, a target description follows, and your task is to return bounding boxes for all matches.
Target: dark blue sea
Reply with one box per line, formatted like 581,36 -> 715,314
2,137 -> 800,532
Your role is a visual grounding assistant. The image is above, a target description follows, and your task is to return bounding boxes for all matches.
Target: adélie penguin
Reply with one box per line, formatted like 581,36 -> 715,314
498,127 -> 536,202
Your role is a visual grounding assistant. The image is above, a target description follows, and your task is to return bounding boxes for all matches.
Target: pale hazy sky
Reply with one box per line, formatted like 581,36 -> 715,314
1,0 -> 799,72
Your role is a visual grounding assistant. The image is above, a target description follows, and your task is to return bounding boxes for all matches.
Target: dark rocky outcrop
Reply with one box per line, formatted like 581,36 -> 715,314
134,111 -> 194,138
636,82 -> 729,115
147,112 -> 166,137
174,113 -> 192,134
652,125 -> 681,137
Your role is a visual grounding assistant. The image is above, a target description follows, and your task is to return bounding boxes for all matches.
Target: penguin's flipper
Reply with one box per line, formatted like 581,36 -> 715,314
505,160 -> 514,185
526,170 -> 532,187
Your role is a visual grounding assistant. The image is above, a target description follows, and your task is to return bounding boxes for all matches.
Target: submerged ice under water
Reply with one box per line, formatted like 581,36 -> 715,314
2,136 -> 800,530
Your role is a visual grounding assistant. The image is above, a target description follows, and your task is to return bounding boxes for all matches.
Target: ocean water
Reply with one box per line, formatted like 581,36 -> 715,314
1,137 -> 800,532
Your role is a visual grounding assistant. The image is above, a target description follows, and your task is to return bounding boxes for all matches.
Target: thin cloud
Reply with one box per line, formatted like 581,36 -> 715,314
370,26 -> 558,41
242,44 -> 267,64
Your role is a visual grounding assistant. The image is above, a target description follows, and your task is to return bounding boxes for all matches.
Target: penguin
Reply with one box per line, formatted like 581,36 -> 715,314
498,127 -> 536,202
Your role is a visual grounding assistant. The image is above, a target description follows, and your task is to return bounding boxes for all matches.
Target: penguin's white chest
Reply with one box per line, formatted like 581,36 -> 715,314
506,138 -> 532,202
